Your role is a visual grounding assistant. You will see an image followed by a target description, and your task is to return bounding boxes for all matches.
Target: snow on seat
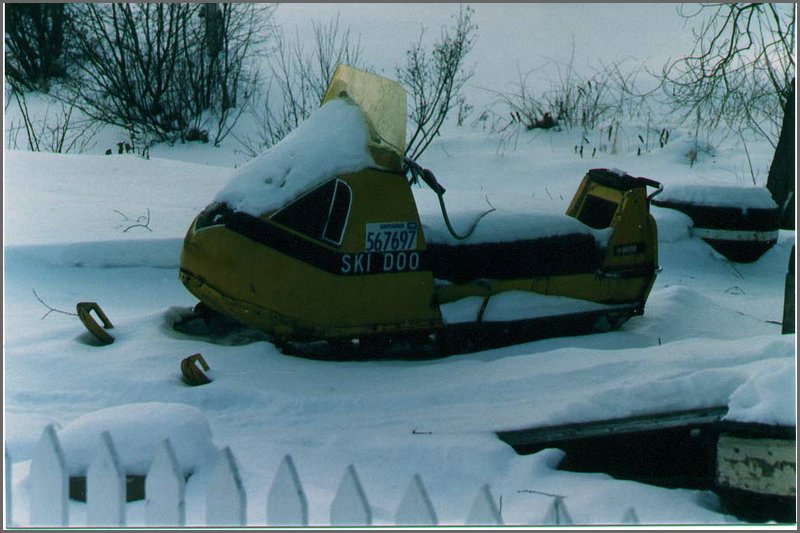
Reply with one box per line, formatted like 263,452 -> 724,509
422,207 -> 610,284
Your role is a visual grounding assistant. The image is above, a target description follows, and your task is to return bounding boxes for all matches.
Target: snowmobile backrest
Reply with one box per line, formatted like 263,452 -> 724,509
566,169 -> 659,230
565,169 -> 659,273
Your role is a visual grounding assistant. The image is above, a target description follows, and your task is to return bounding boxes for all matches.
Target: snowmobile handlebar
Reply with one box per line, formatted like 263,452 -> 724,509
404,158 -> 446,196
421,168 -> 446,196
636,176 -> 663,201
403,157 -> 495,241
635,176 -> 662,191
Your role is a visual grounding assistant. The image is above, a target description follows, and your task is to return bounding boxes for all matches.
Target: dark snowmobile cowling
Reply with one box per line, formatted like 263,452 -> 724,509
651,184 -> 780,263
177,65 -> 662,358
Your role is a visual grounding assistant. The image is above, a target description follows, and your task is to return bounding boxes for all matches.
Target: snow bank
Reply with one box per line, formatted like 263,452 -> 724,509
56,403 -> 218,476
214,98 -> 374,216
651,207 -> 693,243
725,358 -> 796,426
6,239 -> 183,269
3,150 -> 231,247
656,184 -> 778,210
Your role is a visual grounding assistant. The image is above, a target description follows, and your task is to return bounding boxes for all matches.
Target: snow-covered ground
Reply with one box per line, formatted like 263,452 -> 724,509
4,3 -> 796,528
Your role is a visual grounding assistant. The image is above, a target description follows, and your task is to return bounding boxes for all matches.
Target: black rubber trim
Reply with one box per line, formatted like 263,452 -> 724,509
586,168 -> 657,191
652,200 -> 780,231
427,233 -> 606,283
199,206 -> 430,276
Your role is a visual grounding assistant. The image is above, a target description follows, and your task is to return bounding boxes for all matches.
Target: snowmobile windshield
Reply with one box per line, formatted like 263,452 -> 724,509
322,64 -> 407,172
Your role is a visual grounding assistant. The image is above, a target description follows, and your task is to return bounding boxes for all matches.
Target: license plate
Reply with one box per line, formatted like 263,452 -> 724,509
365,222 -> 418,252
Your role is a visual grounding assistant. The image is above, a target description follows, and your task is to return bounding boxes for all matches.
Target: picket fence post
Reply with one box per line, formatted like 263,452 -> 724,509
206,447 -> 247,526
87,431 -> 126,527
29,424 -> 68,526
5,449 -> 12,528
621,506 -> 640,524
542,495 -> 573,525
145,439 -> 185,527
466,483 -> 503,525
267,454 -> 308,526
19,425 -> 642,527
330,464 -> 371,526
395,474 -> 437,526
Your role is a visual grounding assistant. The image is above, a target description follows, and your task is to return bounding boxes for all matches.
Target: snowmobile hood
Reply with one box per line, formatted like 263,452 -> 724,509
213,98 -> 376,218
213,65 -> 407,219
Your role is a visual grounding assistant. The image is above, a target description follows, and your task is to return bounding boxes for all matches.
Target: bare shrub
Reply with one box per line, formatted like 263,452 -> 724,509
397,5 -> 477,161
491,48 -> 617,135
4,4 -> 69,92
236,14 -> 367,154
7,87 -> 100,154
240,6 -> 475,161
487,52 -> 660,155
68,3 -> 271,145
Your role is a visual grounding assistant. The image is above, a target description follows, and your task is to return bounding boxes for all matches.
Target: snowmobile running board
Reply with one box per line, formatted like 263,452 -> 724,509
277,303 -> 639,360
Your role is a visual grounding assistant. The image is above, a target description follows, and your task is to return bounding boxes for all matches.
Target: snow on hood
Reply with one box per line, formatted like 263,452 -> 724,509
656,183 -> 778,210
214,98 -> 375,217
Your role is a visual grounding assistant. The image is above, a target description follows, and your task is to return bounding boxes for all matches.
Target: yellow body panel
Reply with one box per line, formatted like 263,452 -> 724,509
180,168 -> 442,341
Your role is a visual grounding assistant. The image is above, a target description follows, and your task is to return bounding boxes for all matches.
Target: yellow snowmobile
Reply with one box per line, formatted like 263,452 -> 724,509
178,65 -> 662,358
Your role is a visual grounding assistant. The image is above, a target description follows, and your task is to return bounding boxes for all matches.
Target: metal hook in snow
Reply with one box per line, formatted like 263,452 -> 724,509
181,353 -> 212,386
404,157 -> 496,241
76,302 -> 115,345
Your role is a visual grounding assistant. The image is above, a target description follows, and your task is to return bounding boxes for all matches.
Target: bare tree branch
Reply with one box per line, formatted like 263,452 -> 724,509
397,5 -> 477,161
33,289 -> 77,320
660,3 -> 794,146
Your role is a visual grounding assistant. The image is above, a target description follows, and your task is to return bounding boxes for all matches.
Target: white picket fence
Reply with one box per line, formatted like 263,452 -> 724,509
6,424 -> 641,527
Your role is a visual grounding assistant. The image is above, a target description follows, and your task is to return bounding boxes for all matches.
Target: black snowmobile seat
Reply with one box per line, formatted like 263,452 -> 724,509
426,232 -> 606,284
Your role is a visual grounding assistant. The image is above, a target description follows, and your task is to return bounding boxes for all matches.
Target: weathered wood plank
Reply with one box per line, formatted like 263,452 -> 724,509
497,406 -> 728,449
717,434 -> 796,497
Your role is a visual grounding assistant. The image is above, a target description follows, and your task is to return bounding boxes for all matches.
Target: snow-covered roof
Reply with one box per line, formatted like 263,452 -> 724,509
724,359 -> 796,426
214,98 -> 375,217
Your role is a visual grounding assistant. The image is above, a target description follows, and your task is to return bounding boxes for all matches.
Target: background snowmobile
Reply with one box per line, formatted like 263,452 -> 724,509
178,65 -> 662,358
